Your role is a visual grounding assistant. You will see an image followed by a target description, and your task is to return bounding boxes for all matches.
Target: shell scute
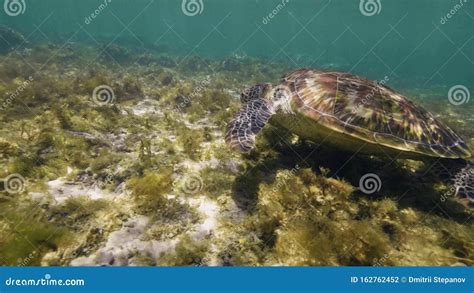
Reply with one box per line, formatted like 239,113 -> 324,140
281,68 -> 471,158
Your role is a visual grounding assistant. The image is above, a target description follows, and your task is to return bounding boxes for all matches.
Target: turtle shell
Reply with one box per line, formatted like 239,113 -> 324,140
281,68 -> 471,159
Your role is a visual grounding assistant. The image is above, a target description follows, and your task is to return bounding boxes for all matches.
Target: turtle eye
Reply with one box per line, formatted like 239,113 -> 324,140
274,87 -> 288,102
274,89 -> 283,100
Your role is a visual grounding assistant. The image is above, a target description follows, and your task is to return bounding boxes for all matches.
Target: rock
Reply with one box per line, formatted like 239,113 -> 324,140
224,159 -> 240,173
47,177 -> 120,202
135,53 -> 157,66
95,250 -> 114,266
174,94 -> 191,109
179,55 -> 208,72
68,131 -> 101,143
41,252 -> 61,266
156,55 -> 177,68
101,44 -> 131,63
70,256 -> 95,266
113,249 -> 129,266
221,57 -> 241,71
0,26 -> 27,54
70,215 -> 181,266
114,182 -> 127,195
158,71 -> 174,86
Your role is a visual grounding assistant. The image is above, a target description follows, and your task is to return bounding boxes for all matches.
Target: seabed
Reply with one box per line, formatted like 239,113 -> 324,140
0,27 -> 473,266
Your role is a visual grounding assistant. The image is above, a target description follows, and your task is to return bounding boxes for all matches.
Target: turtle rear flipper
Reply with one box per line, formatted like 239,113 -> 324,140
452,162 -> 474,207
225,99 -> 274,152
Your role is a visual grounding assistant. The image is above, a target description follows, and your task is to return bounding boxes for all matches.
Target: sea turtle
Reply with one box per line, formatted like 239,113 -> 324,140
225,68 -> 473,206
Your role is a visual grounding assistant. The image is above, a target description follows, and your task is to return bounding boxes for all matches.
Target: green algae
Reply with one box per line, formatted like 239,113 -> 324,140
176,124 -> 204,160
0,197 -> 69,266
49,196 -> 110,230
200,166 -> 235,199
0,39 -> 472,267
159,235 -> 210,266
127,171 -> 172,215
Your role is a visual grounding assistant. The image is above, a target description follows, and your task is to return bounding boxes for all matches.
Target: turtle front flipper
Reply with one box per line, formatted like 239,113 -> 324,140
225,98 -> 274,152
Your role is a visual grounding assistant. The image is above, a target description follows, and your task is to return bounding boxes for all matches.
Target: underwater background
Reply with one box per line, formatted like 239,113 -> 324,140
0,0 -> 473,266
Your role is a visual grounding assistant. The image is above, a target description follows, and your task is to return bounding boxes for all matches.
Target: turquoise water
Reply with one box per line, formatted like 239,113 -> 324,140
2,0 -> 473,88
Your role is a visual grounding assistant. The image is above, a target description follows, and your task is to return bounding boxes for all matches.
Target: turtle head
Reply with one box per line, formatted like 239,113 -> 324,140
240,83 -> 273,103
